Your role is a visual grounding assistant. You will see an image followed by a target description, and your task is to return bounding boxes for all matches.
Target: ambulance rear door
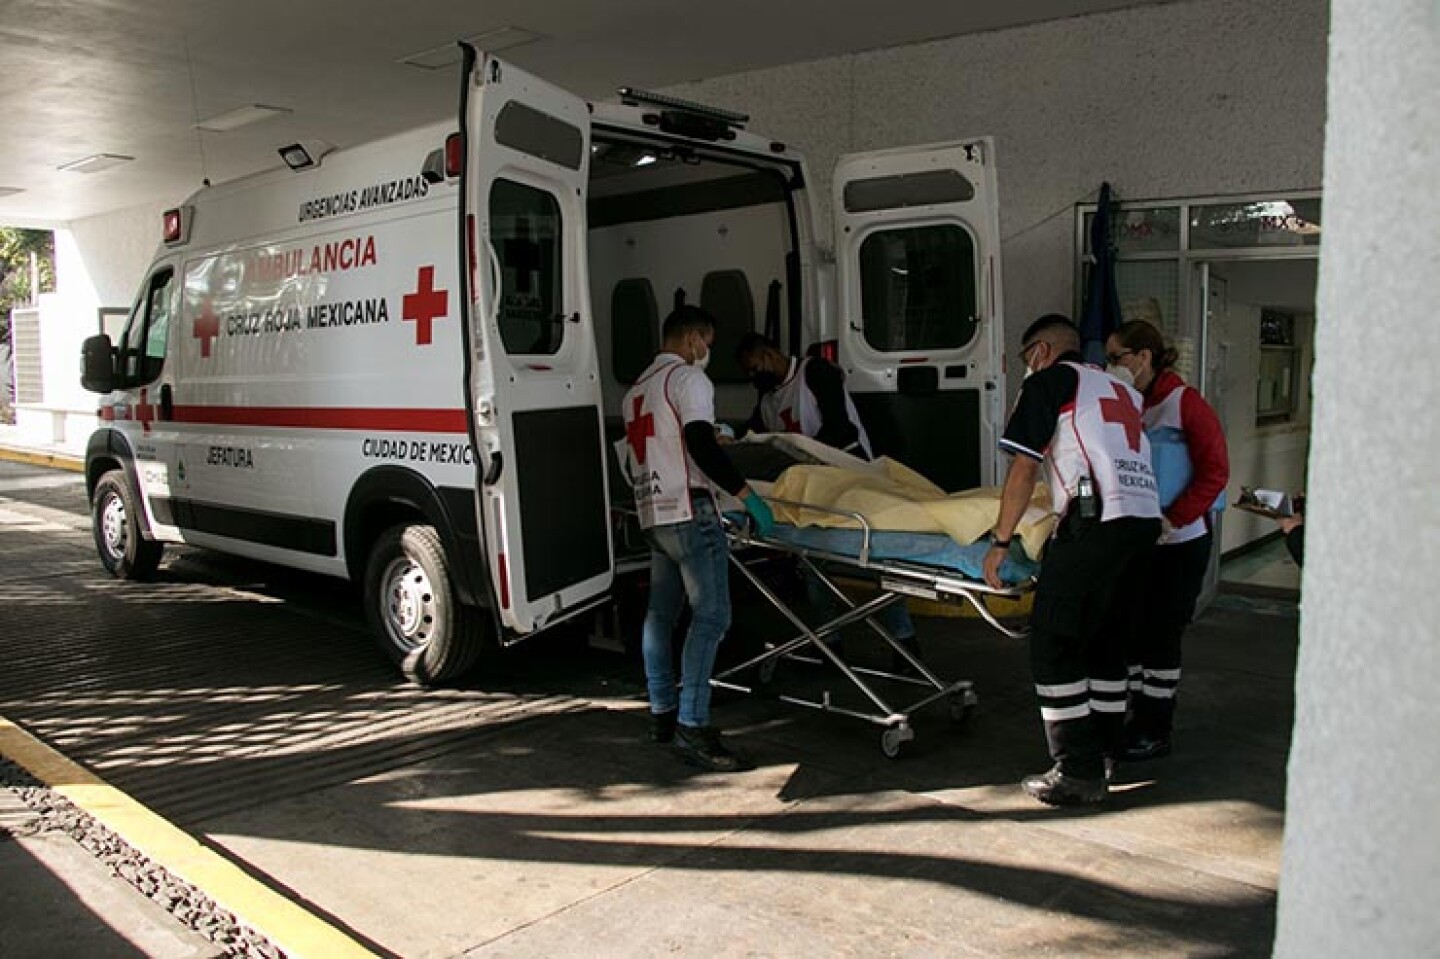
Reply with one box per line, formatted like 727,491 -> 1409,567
832,139 -> 1006,491
461,49 -> 614,638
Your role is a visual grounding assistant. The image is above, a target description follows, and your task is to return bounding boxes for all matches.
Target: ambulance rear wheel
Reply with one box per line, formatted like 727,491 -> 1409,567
365,523 -> 485,686
92,469 -> 162,580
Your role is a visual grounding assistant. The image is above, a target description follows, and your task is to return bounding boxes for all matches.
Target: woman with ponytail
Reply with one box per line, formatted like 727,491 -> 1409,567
1104,320 -> 1230,761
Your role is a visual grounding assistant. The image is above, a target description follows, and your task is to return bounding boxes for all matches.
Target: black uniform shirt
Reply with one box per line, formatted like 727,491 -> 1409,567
999,351 -> 1083,462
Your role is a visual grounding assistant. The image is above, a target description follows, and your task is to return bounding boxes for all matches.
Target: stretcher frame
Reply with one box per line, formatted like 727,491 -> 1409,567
713,499 -> 1033,758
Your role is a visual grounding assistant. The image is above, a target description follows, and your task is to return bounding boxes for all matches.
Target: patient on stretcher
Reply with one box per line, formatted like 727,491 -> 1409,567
725,434 -> 1055,586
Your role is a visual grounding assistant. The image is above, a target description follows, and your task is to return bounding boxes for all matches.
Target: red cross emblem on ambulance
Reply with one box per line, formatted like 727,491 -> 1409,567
193,301 -> 220,359
403,266 -> 449,346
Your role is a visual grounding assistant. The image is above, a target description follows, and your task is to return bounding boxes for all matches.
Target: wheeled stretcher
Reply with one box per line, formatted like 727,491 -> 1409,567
713,499 -> 1035,758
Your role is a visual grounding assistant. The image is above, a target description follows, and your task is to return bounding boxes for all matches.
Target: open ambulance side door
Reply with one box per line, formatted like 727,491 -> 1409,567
832,139 -> 1006,491
460,50 -> 614,639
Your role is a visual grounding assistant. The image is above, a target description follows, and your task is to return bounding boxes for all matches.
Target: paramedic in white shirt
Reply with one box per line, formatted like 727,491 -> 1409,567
735,333 -> 920,666
618,306 -> 775,773
984,314 -> 1162,807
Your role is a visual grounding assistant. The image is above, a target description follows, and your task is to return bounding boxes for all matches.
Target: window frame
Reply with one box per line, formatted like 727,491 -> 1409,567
118,267 -> 175,387
854,219 -> 982,354
489,177 -> 567,358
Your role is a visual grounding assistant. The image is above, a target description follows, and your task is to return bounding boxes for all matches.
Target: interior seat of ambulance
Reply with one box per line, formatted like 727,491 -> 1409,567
588,133 -> 800,553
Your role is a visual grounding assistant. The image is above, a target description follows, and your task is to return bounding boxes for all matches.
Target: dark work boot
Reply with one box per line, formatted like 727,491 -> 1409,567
649,708 -> 678,744
1021,765 -> 1108,806
1120,733 -> 1172,762
1120,701 -> 1174,762
672,724 -> 753,773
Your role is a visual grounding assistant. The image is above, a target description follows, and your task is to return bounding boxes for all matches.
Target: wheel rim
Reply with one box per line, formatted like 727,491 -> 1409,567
99,492 -> 127,562
380,555 -> 436,653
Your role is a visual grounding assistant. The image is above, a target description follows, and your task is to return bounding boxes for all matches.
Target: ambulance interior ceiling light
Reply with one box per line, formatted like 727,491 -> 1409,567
57,154 -> 133,174
195,104 -> 292,133
399,26 -> 544,70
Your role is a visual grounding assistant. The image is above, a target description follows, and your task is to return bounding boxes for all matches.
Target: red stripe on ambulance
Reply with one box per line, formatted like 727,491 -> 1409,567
170,406 -> 468,432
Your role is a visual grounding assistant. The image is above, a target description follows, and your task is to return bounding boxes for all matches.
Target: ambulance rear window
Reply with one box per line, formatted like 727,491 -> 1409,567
858,225 -> 979,352
491,178 -> 565,356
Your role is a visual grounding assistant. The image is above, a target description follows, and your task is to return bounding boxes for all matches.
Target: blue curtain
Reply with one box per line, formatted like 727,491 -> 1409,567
1080,182 -> 1120,367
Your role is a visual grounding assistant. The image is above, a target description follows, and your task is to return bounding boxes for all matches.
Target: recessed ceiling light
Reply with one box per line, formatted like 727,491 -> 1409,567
399,26 -> 544,70
194,104 -> 292,133
0,187 -> 23,198
57,154 -> 134,174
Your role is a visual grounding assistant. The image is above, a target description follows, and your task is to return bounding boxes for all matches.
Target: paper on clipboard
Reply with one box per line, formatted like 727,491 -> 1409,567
1233,486 -> 1294,519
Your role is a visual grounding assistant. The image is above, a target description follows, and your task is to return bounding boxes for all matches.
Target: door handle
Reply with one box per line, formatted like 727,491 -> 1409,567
483,450 -> 504,486
159,384 -> 174,419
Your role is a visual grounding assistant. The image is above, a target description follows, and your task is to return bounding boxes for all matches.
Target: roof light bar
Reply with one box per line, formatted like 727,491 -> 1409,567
617,88 -> 749,127
162,206 -> 193,246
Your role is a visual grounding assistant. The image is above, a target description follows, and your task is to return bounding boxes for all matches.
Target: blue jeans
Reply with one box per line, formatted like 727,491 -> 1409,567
641,494 -> 732,728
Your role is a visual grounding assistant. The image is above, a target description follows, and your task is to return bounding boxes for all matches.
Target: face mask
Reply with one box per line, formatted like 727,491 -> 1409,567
751,371 -> 781,393
1106,363 -> 1136,388
693,343 -> 711,371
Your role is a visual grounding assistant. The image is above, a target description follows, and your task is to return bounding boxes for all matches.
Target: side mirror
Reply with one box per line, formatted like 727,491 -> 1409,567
81,334 -> 117,393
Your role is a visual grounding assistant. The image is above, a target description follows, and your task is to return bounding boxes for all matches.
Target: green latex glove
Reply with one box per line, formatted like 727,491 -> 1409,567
741,491 -> 776,538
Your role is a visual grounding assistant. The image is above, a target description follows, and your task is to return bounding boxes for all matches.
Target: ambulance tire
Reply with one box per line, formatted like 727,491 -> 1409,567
92,469 -> 162,581
365,523 -> 485,686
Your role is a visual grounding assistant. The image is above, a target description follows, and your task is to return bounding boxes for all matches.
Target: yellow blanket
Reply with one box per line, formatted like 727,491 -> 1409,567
747,436 -> 1055,560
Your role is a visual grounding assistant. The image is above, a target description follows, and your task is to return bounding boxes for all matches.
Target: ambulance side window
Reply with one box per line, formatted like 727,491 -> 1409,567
857,225 -> 978,352
120,268 -> 174,385
490,178 -> 564,356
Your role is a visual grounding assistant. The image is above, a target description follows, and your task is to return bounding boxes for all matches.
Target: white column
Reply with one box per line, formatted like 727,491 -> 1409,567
1274,1 -> 1440,955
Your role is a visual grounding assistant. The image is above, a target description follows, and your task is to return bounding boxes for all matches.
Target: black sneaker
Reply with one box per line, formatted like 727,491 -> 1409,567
649,709 -> 678,745
672,724 -> 753,773
1021,765 -> 1108,806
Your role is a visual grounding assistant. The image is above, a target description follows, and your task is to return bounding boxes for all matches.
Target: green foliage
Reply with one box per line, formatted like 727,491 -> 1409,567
0,228 -> 56,316
1,228 -> 55,418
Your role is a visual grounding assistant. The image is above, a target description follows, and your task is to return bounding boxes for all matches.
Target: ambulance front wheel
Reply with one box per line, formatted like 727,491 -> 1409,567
91,469 -> 162,580
365,523 -> 486,686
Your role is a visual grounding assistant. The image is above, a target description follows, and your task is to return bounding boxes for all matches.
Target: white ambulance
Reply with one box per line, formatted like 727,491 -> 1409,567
81,46 -> 1007,684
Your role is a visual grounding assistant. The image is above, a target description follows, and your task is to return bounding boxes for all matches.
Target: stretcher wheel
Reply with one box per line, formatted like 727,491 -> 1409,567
880,724 -> 913,759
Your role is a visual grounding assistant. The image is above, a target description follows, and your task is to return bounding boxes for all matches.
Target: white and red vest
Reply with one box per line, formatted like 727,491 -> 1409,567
760,357 -> 873,457
617,354 -> 715,529
1045,363 -> 1162,523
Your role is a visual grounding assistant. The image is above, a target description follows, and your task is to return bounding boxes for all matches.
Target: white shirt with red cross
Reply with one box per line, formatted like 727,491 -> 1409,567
759,357 -> 873,457
1044,362 -> 1162,523
616,353 -> 718,529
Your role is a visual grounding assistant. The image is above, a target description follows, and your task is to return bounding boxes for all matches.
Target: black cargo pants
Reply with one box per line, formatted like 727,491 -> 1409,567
1029,510 -> 1161,779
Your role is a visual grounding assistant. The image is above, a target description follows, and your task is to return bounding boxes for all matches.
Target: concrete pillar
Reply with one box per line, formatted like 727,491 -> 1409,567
1274,1 -> 1440,955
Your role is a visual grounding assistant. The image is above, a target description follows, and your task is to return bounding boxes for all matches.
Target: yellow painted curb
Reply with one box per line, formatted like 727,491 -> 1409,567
0,717 -> 378,959
0,446 -> 84,472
